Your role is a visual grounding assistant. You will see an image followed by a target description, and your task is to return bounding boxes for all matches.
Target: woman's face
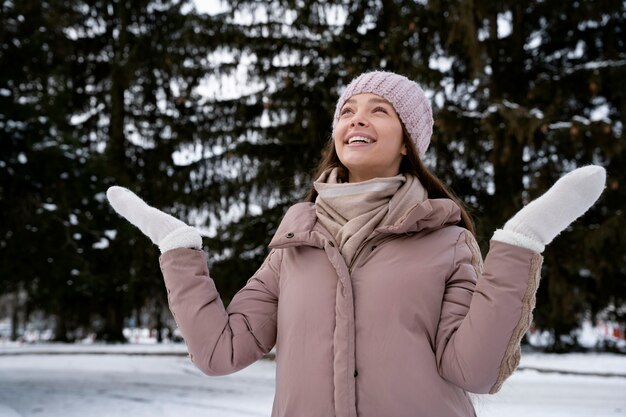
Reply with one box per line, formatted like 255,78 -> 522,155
334,93 -> 406,183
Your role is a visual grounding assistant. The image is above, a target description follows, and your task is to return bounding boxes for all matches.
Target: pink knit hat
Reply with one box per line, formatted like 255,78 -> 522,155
332,71 -> 433,157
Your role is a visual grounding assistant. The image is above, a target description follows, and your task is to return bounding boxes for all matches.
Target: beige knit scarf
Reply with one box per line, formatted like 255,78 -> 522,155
313,168 -> 428,265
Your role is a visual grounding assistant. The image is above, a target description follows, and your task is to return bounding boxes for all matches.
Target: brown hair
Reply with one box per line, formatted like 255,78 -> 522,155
304,127 -> 476,235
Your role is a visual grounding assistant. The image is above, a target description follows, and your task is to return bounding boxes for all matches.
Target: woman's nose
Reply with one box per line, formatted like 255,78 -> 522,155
350,114 -> 369,127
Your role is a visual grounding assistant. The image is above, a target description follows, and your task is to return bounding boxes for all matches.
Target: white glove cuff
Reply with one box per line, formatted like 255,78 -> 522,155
158,226 -> 203,253
492,229 -> 545,254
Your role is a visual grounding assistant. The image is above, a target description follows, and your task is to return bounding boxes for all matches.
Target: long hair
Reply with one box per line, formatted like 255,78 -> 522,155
304,126 -> 476,235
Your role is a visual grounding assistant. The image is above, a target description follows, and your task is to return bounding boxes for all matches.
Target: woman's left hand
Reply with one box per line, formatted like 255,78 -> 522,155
492,165 -> 606,253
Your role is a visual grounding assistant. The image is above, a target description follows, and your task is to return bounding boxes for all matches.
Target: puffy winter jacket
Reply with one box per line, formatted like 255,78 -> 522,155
159,198 -> 543,417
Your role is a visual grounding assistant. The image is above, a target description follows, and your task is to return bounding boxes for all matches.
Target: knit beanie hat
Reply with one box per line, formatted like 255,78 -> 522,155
332,71 -> 433,157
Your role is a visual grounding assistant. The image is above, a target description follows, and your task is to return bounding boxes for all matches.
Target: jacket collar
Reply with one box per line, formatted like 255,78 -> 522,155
268,203 -> 328,249
374,198 -> 461,235
268,199 -> 462,249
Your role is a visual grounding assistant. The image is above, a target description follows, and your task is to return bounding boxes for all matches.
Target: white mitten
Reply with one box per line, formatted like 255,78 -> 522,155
492,165 -> 606,253
106,186 -> 202,253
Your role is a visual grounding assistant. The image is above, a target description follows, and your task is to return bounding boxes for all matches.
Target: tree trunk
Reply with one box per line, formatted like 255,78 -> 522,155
97,306 -> 126,343
10,298 -> 19,342
53,313 -> 69,343
154,302 -> 163,344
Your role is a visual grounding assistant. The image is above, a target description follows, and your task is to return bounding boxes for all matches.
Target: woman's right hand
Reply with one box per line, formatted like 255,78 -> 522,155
106,186 -> 202,253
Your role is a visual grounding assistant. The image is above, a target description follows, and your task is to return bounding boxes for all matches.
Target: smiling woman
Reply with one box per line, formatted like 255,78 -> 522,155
303,72 -> 474,234
105,70 -> 606,417
333,93 -> 406,182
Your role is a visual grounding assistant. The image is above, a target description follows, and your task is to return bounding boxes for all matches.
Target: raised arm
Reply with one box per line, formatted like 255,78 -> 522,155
435,165 -> 606,393
106,187 -> 280,376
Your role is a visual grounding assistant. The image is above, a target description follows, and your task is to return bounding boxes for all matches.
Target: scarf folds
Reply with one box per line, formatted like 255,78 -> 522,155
313,168 -> 428,265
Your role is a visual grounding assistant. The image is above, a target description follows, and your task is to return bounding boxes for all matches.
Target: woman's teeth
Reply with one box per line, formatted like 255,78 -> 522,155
348,136 -> 373,144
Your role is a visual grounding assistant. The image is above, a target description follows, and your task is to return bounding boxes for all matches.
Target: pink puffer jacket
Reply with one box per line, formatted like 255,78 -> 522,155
159,199 -> 543,417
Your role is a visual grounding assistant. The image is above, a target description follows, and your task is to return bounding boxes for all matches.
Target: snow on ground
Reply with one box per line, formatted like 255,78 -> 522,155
0,341 -> 190,356
475,370 -> 626,417
518,351 -> 626,375
0,354 -> 275,417
0,344 -> 625,417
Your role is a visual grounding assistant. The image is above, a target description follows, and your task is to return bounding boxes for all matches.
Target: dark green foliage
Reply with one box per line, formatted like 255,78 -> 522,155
0,0 -> 240,341
1,0 -> 624,349
424,0 -> 626,348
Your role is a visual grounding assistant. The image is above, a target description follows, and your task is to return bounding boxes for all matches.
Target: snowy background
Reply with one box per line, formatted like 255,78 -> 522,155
1,343 -> 625,417
1,1 -> 625,416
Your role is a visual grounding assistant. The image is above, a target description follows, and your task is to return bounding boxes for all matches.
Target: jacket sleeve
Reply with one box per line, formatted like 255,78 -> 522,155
159,247 -> 281,376
435,229 -> 543,394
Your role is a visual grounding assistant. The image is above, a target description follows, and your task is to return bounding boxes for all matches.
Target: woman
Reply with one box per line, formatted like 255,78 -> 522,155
107,71 -> 606,417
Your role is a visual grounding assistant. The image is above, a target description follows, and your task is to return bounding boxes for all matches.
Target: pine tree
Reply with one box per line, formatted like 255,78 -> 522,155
0,0 -> 243,341
199,0 -> 625,350
424,0 -> 626,350
194,0 -> 439,298
2,0 -> 623,349
0,0 -> 93,341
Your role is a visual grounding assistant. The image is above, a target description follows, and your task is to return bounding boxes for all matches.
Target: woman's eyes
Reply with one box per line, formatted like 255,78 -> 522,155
340,106 -> 389,116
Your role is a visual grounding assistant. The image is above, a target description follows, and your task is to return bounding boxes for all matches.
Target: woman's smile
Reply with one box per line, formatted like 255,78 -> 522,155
345,134 -> 377,146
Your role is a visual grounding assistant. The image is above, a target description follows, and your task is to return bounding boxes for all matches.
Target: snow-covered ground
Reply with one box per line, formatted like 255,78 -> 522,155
0,344 -> 625,417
